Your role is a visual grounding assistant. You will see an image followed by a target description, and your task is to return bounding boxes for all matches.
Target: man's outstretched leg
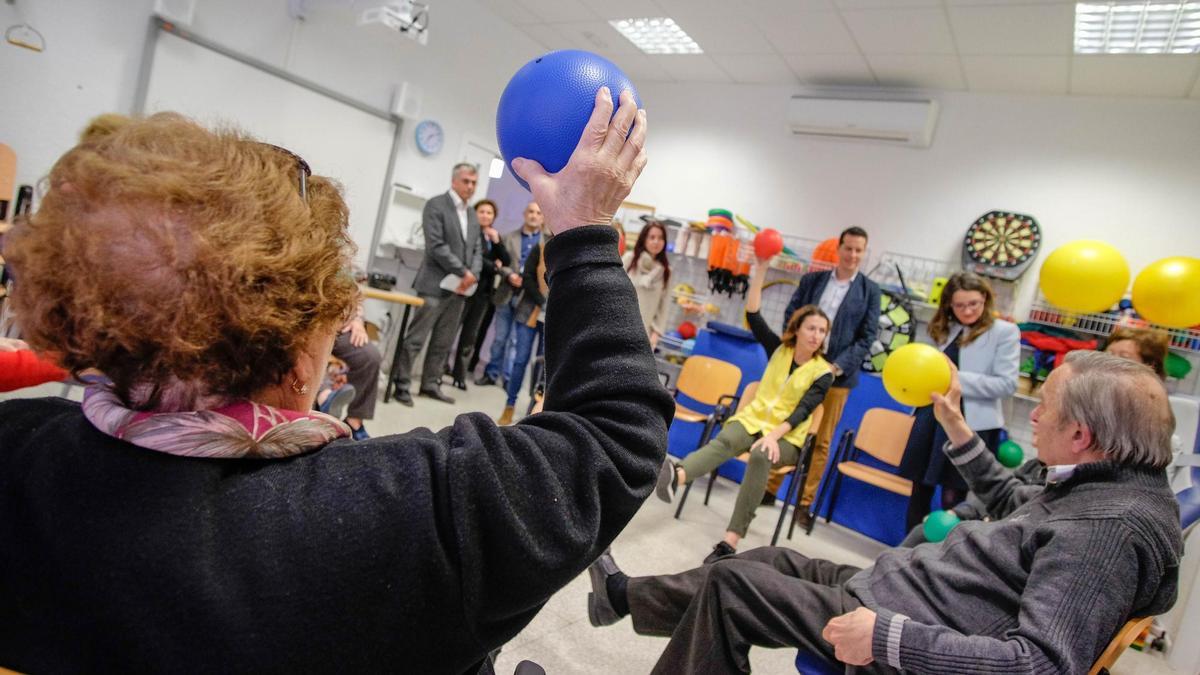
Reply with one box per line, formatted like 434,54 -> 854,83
588,547 -> 863,673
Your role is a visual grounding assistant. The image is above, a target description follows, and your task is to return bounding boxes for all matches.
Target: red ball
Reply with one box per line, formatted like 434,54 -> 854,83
753,228 -> 784,260
678,321 -> 697,340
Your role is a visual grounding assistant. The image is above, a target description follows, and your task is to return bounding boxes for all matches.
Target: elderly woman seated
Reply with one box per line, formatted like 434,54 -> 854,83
0,89 -> 665,673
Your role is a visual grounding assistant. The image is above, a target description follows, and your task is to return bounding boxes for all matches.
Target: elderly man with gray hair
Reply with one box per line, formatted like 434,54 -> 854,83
588,350 -> 1182,674
392,162 -> 483,407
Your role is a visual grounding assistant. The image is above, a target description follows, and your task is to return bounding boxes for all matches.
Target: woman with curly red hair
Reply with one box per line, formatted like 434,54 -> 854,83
0,88 -> 669,673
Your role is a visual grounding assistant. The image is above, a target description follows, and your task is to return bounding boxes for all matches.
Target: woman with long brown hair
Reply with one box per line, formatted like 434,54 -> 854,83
654,251 -> 833,564
622,220 -> 671,348
898,272 -> 1020,530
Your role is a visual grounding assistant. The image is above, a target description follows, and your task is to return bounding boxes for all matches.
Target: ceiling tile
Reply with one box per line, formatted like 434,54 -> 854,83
518,24 -> 579,51
842,7 -> 956,55
655,0 -> 746,15
592,51 -> 674,83
655,54 -> 734,82
948,4 -> 1073,56
710,53 -> 799,84
960,55 -> 1069,94
480,0 -> 541,26
514,0 -> 596,24
744,0 -> 836,14
834,0 -> 941,7
546,21 -> 640,53
755,11 -> 861,55
867,54 -> 966,90
1071,56 -> 1200,98
672,14 -> 773,55
576,0 -> 666,20
783,53 -> 877,86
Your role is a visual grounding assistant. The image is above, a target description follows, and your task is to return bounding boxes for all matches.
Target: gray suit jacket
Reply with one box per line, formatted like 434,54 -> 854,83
412,192 -> 482,297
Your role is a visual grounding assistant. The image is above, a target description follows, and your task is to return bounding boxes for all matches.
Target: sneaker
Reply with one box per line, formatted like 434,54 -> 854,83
586,549 -> 624,627
655,458 -> 679,504
348,421 -> 370,441
474,374 -> 497,387
702,541 -> 737,565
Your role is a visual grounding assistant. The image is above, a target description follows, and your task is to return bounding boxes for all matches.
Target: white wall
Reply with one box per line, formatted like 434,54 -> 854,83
0,0 -> 545,205
626,82 -> 1200,317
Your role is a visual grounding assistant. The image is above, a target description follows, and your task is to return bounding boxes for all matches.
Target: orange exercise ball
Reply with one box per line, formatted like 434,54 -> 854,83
1038,240 -> 1129,314
813,237 -> 838,264
1132,257 -> 1200,328
882,343 -> 952,407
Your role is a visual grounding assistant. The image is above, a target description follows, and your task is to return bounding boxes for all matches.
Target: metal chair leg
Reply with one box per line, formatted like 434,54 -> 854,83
787,438 -> 816,541
703,469 -> 718,505
808,430 -> 849,529
673,481 -> 694,519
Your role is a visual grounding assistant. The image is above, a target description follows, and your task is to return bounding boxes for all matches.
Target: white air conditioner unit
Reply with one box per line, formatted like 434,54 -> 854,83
787,96 -> 939,148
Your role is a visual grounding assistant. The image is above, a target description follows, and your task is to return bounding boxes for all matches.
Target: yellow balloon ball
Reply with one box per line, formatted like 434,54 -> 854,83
1038,240 -> 1130,314
882,343 -> 952,407
1132,257 -> 1200,328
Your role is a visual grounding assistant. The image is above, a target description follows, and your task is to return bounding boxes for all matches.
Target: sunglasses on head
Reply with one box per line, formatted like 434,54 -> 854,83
253,142 -> 311,201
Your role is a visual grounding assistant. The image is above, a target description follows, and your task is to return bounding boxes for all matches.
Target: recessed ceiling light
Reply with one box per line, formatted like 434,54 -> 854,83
609,17 -> 702,54
1075,2 -> 1200,54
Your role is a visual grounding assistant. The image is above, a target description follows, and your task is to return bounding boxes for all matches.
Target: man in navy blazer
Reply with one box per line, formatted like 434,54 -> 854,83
393,163 -> 483,407
779,227 -> 880,525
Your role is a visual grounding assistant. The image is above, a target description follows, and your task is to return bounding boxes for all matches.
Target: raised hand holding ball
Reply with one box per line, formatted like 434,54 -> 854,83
753,228 -> 784,260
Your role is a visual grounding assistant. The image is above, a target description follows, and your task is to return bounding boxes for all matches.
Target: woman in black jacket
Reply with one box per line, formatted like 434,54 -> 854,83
0,89 -> 663,674
450,199 -> 511,390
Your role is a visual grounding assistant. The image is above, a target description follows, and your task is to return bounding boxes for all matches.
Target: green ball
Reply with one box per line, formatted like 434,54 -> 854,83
997,440 -> 1024,468
923,510 -> 960,543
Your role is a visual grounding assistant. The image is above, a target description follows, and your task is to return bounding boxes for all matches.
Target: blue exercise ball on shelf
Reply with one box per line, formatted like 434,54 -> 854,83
496,50 -> 640,191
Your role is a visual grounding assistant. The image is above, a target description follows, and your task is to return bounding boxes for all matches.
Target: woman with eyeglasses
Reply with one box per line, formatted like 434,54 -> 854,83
897,271 -> 1020,531
0,89 -> 667,674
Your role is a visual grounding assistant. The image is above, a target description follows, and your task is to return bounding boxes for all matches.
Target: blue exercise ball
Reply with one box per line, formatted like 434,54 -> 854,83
496,50 -> 640,191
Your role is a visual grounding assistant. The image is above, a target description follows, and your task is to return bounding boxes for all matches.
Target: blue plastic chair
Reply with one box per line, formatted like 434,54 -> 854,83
1179,466 -> 1200,530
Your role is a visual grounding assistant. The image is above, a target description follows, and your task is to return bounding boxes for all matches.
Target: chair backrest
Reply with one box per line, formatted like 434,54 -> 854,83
675,355 -> 742,407
1087,616 -> 1152,675
736,381 -> 759,412
853,408 -> 915,466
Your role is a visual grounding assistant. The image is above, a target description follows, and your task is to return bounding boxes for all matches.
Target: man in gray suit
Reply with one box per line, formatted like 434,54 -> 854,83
393,163 -> 483,406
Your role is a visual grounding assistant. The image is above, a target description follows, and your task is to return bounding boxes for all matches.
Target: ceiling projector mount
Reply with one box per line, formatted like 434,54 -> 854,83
359,1 -> 429,45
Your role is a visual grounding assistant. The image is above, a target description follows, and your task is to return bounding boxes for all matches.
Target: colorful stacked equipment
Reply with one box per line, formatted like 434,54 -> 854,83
705,208 -> 750,297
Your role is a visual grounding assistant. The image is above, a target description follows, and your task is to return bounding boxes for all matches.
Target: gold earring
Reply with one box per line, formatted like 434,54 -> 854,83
291,379 -> 309,395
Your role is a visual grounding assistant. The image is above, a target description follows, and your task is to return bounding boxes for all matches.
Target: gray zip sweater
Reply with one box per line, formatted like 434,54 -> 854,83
846,435 -> 1182,674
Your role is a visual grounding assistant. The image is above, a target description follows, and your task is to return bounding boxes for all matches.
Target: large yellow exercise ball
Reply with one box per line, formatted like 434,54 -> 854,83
1038,240 -> 1130,313
882,343 -> 952,407
1132,257 -> 1200,328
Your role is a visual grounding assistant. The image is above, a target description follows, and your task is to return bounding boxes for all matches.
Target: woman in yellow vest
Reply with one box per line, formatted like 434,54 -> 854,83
655,254 -> 834,564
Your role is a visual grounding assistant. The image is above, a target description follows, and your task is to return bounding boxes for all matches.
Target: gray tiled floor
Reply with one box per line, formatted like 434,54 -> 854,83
2,376 -> 1180,674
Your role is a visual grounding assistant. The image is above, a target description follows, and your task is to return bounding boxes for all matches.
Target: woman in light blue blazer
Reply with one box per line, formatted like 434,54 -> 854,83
898,272 -> 1020,531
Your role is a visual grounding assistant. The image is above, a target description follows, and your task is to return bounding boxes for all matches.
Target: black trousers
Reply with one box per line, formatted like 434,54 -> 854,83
628,547 -> 893,674
455,288 -> 495,381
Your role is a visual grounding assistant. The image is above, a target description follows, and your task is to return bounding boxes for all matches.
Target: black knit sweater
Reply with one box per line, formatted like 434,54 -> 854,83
0,226 -> 673,674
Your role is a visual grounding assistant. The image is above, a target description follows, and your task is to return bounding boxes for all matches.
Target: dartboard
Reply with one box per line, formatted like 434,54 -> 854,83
962,211 -> 1041,281
862,290 -> 915,373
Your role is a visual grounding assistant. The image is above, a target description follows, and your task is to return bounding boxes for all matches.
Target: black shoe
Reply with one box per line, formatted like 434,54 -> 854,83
702,541 -> 737,565
655,458 -> 679,504
794,508 -> 815,532
418,387 -> 455,404
451,377 -> 468,391
474,374 -> 497,387
760,491 -> 776,507
395,389 -> 414,407
587,549 -> 623,627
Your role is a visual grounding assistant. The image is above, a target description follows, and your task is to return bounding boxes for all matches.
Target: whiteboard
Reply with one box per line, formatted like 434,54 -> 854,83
142,30 -> 395,268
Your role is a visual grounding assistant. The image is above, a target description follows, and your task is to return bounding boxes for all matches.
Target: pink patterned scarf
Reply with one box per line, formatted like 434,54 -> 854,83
82,386 -> 350,458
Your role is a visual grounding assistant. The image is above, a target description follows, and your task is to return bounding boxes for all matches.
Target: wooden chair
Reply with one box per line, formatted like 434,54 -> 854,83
809,408 -> 915,534
1089,616 -> 1152,675
668,356 -> 743,519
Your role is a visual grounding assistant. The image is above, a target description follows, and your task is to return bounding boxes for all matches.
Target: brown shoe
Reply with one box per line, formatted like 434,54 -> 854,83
794,508 -> 815,532
497,405 -> 515,426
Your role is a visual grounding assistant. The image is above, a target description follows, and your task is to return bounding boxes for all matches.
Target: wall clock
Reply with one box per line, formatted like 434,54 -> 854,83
414,119 -> 444,156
